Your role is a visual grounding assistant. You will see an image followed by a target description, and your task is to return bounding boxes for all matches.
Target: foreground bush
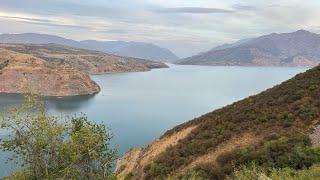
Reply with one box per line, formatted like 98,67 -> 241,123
228,164 -> 320,180
0,95 -> 117,179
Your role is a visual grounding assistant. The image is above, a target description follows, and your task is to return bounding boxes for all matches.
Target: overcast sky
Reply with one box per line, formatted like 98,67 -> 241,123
0,0 -> 319,57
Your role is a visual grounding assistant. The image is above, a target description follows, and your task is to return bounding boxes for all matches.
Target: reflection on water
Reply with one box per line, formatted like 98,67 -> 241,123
0,64 -> 308,176
46,95 -> 96,111
0,93 -> 96,112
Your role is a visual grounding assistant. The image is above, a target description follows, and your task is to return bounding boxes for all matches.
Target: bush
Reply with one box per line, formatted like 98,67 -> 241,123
234,134 -> 320,170
0,95 -> 117,179
228,164 -> 320,180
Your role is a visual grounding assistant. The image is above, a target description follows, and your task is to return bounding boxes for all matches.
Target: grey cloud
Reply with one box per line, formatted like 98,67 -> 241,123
102,29 -> 129,34
232,4 -> 258,11
0,0 -> 121,19
26,21 -> 90,30
156,7 -> 233,14
0,15 -> 89,30
0,15 -> 51,23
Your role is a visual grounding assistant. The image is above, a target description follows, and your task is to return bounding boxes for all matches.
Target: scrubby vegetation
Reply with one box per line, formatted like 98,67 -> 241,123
230,134 -> 320,170
228,164 -> 320,180
144,65 -> 320,179
0,95 -> 117,179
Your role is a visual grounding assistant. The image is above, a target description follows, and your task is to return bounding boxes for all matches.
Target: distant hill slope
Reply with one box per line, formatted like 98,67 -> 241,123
0,43 -> 168,74
116,64 -> 320,179
80,40 -> 178,62
0,33 -> 178,62
177,30 -> 320,67
0,49 -> 100,96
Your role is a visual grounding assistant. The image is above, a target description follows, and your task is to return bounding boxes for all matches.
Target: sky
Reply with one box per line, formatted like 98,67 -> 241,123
0,0 -> 320,57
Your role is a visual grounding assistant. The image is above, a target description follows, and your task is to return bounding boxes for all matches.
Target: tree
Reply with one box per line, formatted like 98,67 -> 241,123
0,95 -> 117,179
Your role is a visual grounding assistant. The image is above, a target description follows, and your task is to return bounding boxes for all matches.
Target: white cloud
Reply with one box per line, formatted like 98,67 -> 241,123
0,0 -> 319,57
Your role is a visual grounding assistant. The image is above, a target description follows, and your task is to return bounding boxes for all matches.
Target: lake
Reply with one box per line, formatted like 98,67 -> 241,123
0,64 -> 307,175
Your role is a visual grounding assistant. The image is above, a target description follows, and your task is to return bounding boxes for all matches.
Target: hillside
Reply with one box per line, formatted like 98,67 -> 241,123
0,43 -> 168,74
0,33 -> 178,62
177,30 -> 320,67
0,49 -> 100,96
116,64 -> 320,179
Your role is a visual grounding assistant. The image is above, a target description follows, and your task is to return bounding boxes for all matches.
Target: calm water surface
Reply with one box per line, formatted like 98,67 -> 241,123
0,64 -> 307,175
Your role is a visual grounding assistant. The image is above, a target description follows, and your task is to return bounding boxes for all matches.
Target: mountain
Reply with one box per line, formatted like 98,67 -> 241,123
177,30 -> 320,67
0,43 -> 168,74
0,49 -> 100,96
80,40 -> 179,62
0,33 -> 178,62
209,38 -> 252,51
116,64 -> 320,179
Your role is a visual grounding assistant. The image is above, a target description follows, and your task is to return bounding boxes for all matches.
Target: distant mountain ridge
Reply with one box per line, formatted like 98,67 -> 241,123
0,33 -> 178,62
177,30 -> 320,67
0,43 -> 168,74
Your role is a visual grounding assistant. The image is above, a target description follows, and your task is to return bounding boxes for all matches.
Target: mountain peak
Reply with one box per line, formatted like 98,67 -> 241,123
293,29 -> 312,35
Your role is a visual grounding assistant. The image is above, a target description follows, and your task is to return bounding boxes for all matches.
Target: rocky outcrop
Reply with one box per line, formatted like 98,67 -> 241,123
115,148 -> 143,179
310,124 -> 320,146
0,49 -> 100,96
0,43 -> 169,74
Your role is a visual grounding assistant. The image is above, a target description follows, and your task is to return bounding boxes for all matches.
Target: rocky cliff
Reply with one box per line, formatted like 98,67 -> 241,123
0,49 -> 100,96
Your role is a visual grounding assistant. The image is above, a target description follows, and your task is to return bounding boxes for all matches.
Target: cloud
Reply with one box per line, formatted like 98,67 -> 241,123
0,12 -> 91,30
156,7 -> 233,14
0,0 -> 320,57
0,15 -> 51,23
232,4 -> 258,11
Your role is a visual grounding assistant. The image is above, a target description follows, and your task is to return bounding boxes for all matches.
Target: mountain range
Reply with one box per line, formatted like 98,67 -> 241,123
177,30 -> 320,67
0,33 -> 179,62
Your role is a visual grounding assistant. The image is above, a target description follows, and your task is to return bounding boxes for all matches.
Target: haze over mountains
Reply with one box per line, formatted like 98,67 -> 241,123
0,33 -> 179,62
177,30 -> 320,67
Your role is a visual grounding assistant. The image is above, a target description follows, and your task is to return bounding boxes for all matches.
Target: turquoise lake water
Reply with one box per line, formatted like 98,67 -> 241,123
0,64 -> 308,175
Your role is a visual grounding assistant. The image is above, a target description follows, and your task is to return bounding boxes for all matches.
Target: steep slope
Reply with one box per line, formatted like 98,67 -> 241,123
0,33 -> 178,62
0,49 -> 100,96
116,65 -> 320,179
177,30 -> 320,67
0,43 -> 168,74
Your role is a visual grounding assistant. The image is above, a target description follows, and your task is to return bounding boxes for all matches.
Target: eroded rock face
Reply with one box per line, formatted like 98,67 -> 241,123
0,49 -> 100,96
115,126 -> 197,179
310,125 -> 320,146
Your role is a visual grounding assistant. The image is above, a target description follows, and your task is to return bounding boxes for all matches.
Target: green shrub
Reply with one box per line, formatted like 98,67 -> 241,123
0,95 -> 117,179
234,134 -> 320,170
228,164 -> 320,180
